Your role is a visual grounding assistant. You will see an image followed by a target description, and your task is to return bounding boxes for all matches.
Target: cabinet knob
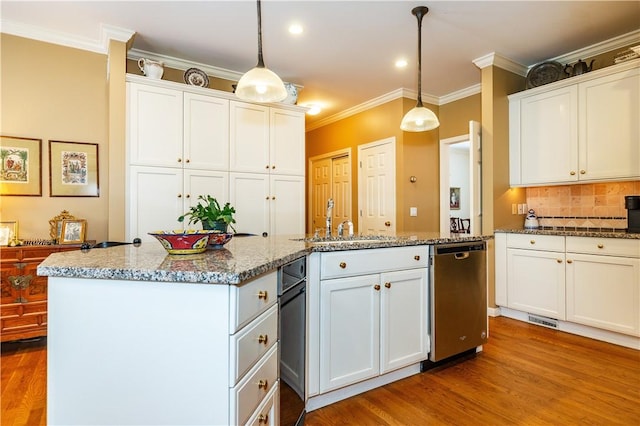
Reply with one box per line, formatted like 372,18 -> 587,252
597,244 -> 604,249
556,259 -> 562,263
580,170 -> 586,175
384,282 -> 391,288
570,171 -> 576,176
265,196 -> 270,200
185,194 -> 190,199
271,165 -> 275,169
374,284 -> 381,291
271,196 -> 275,200
414,255 -> 420,261
385,221 -> 391,227
258,334 -> 268,345
567,259 -> 573,264
530,240 -> 535,244
257,290 -> 268,300
258,379 -> 268,390
185,159 -> 190,164
258,414 -> 269,424
177,158 -> 182,163
265,165 -> 270,169
339,262 -> 346,269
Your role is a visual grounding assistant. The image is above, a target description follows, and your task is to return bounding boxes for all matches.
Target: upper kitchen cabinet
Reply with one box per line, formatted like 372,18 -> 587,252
509,60 -> 640,186
230,100 -> 305,176
127,80 -> 229,171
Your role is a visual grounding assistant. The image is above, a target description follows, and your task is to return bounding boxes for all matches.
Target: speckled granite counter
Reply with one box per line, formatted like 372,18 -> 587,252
495,228 -> 640,239
37,233 -> 491,284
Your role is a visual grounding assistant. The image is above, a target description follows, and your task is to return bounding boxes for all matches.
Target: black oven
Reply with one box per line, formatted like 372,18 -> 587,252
278,257 -> 306,426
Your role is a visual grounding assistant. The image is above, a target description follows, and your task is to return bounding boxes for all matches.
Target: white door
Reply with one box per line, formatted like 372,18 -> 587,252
229,172 -> 270,236
358,138 -> 396,235
271,175 -> 305,236
439,120 -> 482,236
379,268 -> 429,374
309,151 -> 352,235
183,93 -> 229,171
184,170 -> 229,220
319,274 -> 380,393
270,108 -> 305,176
229,101 -> 270,173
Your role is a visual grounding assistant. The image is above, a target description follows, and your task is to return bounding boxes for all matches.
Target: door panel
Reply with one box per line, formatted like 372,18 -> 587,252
358,138 -> 396,235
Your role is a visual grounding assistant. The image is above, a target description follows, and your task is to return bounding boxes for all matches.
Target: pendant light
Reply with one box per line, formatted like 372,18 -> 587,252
236,0 -> 287,103
400,6 -> 440,132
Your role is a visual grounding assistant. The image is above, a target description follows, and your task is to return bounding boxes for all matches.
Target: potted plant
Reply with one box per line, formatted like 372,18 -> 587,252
178,195 -> 236,233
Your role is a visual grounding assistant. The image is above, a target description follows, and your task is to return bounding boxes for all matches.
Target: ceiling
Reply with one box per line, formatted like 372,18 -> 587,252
2,1 -> 639,128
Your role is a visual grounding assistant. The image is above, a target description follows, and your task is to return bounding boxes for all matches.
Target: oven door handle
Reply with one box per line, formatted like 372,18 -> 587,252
280,285 -> 306,308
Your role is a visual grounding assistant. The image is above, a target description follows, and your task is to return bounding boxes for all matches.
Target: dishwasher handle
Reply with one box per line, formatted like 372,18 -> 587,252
454,252 -> 470,260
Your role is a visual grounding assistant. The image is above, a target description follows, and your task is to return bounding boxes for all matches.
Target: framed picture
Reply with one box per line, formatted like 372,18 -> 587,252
0,221 -> 18,246
49,140 -> 99,197
60,219 -> 86,244
450,187 -> 461,210
0,136 -> 42,196
49,210 -> 77,242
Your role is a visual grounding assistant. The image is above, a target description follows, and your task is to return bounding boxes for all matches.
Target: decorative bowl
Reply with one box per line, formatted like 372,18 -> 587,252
148,230 -> 218,255
207,232 -> 233,249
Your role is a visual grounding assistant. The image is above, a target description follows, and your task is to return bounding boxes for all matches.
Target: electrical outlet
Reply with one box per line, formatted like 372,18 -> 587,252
512,204 -> 517,214
517,204 -> 523,215
410,207 -> 418,217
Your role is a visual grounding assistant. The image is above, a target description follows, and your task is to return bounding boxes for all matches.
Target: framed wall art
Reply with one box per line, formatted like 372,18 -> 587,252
0,220 -> 18,246
49,140 -> 99,197
450,187 -> 461,210
59,219 -> 86,244
0,136 -> 42,196
49,210 -> 77,242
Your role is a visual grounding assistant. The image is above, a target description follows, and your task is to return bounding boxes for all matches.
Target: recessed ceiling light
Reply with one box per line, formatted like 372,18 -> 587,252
303,104 -> 322,115
395,59 -> 408,68
289,23 -> 303,35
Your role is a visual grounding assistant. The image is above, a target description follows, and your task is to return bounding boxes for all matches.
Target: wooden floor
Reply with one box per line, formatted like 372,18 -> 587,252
1,317 -> 639,426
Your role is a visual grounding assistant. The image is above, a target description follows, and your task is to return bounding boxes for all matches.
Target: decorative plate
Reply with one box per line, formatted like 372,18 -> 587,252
184,68 -> 209,87
526,61 -> 563,88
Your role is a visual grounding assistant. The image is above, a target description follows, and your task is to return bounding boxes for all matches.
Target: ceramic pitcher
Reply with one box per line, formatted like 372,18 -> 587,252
138,58 -> 164,79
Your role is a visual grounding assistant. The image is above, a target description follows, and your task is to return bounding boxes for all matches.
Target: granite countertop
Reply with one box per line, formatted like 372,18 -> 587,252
495,228 -> 640,239
37,233 -> 491,284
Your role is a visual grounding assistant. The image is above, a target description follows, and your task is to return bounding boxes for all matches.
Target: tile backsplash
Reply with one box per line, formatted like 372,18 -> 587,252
525,181 -> 640,230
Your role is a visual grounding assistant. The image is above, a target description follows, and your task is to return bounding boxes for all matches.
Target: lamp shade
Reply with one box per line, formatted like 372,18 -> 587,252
400,105 -> 440,132
236,66 -> 287,103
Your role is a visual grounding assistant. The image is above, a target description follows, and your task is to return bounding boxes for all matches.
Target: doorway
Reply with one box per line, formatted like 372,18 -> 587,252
439,121 -> 481,236
309,149 -> 352,234
358,137 -> 396,235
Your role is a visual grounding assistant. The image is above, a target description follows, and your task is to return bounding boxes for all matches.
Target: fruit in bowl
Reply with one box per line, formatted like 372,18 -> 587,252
207,232 -> 233,249
148,230 -> 218,255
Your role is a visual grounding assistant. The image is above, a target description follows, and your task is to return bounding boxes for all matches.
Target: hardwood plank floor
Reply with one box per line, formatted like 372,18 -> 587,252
1,317 -> 638,425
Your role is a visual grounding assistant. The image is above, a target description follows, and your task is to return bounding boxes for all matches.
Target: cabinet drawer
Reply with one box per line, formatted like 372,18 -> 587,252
230,344 -> 278,426
320,246 -> 429,279
566,237 -> 640,258
230,271 -> 277,333
507,234 -> 565,252
246,382 -> 278,426
229,304 -> 278,385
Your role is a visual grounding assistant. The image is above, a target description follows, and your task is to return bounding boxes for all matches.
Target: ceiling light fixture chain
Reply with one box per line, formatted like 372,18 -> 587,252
400,5 -> 440,132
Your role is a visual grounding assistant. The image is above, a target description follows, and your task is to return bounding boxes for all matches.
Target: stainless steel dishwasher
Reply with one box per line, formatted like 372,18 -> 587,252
429,241 -> 487,362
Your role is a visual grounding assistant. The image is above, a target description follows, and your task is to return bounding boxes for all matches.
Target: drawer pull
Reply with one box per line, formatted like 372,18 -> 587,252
570,171 -> 576,176
384,282 -> 391,289
580,170 -> 586,175
556,259 -> 562,263
9,274 -> 32,290
257,291 -> 268,300
597,244 -> 604,249
258,414 -> 269,424
258,334 -> 268,345
530,240 -> 536,244
414,255 -> 420,261
258,379 -> 268,390
177,158 -> 182,163
567,259 -> 573,264
374,284 -> 381,291
339,262 -> 347,269
185,159 -> 190,164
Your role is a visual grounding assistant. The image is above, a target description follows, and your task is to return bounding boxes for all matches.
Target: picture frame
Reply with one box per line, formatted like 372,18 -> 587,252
0,221 -> 18,246
59,219 -> 86,244
49,210 -> 77,242
49,140 -> 99,197
0,136 -> 42,196
450,187 -> 461,210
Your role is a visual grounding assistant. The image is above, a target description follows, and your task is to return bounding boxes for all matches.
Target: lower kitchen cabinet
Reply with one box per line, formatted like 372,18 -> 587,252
314,247 -> 429,394
1,244 -> 84,342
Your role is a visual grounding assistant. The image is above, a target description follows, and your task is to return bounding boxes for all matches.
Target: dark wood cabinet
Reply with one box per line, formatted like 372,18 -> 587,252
0,244 -> 84,341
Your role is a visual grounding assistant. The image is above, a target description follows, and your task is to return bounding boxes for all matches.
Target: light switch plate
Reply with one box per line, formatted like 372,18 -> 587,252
410,207 -> 417,217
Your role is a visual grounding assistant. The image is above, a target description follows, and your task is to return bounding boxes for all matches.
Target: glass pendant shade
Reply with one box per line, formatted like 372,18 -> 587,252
400,104 -> 440,132
236,0 -> 287,103
401,5 -> 439,132
236,66 -> 287,103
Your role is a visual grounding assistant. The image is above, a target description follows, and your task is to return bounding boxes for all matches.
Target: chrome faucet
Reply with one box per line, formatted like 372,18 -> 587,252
338,220 -> 354,237
326,198 -> 334,237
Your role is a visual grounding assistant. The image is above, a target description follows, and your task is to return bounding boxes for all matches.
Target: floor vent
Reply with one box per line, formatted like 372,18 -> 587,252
528,314 -> 558,328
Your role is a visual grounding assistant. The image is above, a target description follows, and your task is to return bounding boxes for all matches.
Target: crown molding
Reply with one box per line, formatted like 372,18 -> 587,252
547,29 -> 640,66
440,84 -> 481,105
473,52 -> 528,76
0,19 -> 134,54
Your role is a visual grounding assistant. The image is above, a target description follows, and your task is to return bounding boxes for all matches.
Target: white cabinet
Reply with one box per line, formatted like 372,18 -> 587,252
566,237 -> 640,336
230,173 -> 305,236
505,234 -> 566,320
316,247 -> 429,393
509,60 -> 640,186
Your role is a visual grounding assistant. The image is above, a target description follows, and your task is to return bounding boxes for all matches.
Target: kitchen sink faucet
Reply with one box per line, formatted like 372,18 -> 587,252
326,198 -> 334,237
338,220 -> 354,237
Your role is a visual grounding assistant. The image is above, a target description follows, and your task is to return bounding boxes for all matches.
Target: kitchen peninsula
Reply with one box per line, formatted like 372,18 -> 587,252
38,232 -> 489,425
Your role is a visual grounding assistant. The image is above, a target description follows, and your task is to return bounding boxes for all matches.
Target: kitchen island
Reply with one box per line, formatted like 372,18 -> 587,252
38,233 -> 489,425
